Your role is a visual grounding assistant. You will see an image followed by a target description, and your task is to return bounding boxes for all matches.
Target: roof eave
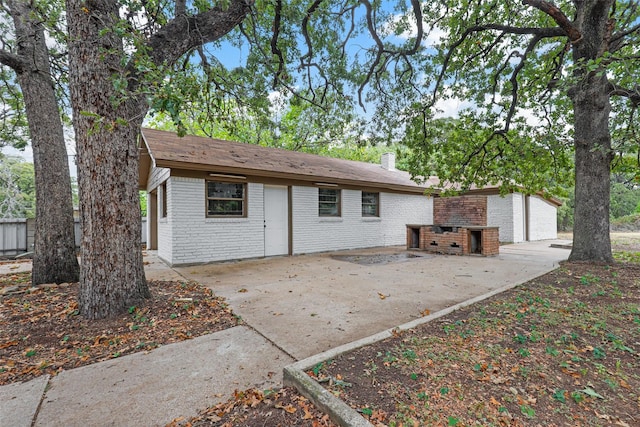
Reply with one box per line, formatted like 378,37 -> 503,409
155,159 -> 432,195
138,133 -> 155,190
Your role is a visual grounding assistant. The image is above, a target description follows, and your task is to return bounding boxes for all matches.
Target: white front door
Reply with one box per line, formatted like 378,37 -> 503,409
264,185 -> 289,256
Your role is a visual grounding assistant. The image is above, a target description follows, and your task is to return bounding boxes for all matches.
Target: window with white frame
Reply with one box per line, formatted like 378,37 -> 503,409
362,192 -> 379,217
318,188 -> 341,217
206,181 -> 246,217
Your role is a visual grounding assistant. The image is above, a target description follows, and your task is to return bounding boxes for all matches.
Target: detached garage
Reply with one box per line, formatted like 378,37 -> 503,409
138,128 -> 559,266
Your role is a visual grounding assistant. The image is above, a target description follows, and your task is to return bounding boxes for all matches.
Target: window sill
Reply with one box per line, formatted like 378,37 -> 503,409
205,217 -> 250,223
362,217 -> 382,222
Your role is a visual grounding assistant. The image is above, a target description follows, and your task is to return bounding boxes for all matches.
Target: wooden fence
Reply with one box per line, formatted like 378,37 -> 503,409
0,218 -> 147,256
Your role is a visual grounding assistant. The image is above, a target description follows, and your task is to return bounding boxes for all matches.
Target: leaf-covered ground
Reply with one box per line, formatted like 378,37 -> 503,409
313,261 -> 640,427
0,266 -> 337,426
0,275 -> 238,385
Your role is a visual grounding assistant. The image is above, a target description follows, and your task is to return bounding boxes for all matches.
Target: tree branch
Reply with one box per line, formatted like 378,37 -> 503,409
610,21 -> 640,51
609,83 -> 640,105
0,48 -> 27,73
431,24 -> 563,107
522,0 -> 583,43
140,0 -> 252,72
503,34 -> 544,132
357,0 -> 423,109
270,0 -> 285,90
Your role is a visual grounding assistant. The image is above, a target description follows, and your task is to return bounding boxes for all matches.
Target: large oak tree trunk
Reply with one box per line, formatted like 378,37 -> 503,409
568,0 -> 614,263
569,76 -> 613,262
65,0 -> 249,318
67,0 -> 149,319
75,124 -> 149,319
9,0 -> 79,284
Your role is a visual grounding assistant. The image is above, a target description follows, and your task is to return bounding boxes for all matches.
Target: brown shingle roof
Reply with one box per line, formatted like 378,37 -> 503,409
140,128 -> 437,193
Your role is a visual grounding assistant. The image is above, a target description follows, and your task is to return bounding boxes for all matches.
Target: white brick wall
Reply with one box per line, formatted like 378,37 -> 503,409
528,195 -> 558,240
380,192 -> 433,245
487,193 -> 525,243
291,187 -> 432,254
160,178 -> 265,265
157,178 -> 172,262
488,193 -> 557,242
154,177 -> 433,264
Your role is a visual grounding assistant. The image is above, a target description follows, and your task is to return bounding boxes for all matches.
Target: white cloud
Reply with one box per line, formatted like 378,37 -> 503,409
432,96 -> 474,119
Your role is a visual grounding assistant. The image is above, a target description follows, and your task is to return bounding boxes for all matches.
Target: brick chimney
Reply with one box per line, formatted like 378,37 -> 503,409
381,152 -> 396,171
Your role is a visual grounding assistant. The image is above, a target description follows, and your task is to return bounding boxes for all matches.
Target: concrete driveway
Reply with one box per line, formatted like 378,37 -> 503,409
176,240 -> 570,361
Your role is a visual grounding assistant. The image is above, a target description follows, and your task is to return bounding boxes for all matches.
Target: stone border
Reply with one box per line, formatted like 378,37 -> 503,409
283,269 -> 555,427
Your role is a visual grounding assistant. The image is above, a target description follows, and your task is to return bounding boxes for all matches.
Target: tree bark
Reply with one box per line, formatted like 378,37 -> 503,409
7,0 -> 80,284
67,0 -> 149,319
569,75 -> 613,262
568,0 -> 614,263
65,0 -> 250,319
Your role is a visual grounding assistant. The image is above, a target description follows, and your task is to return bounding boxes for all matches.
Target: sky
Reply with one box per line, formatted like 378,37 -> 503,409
1,129 -> 77,177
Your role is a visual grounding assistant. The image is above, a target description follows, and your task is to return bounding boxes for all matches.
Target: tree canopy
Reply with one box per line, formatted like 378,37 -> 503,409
371,0 -> 639,261
0,155 -> 35,218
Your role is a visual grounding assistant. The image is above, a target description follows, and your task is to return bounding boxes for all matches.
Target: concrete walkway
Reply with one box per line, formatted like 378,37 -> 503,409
0,241 -> 570,427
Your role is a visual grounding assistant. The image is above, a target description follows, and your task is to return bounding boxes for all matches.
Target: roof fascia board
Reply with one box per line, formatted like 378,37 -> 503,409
160,163 -> 434,195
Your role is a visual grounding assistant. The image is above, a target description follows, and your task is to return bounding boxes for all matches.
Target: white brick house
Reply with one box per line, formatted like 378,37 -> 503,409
139,129 -> 559,266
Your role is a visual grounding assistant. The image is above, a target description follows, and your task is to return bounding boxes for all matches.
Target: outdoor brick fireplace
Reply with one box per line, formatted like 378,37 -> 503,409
406,195 -> 499,256
406,225 -> 499,256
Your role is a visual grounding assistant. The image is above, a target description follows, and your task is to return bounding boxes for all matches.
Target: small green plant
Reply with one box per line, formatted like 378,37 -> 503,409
518,348 -> 530,357
443,324 -> 456,335
448,416 -> 460,426
520,405 -> 535,418
560,332 -> 579,344
514,334 -> 527,344
402,348 -> 418,361
571,391 -> 585,403
312,362 -> 325,377
25,349 -> 37,357
593,347 -> 606,359
580,273 -> 599,285
381,351 -> 398,364
552,389 -> 566,403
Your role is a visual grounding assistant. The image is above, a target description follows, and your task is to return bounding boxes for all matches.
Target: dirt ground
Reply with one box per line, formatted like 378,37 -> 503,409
316,261 -> 640,427
0,279 -> 238,385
